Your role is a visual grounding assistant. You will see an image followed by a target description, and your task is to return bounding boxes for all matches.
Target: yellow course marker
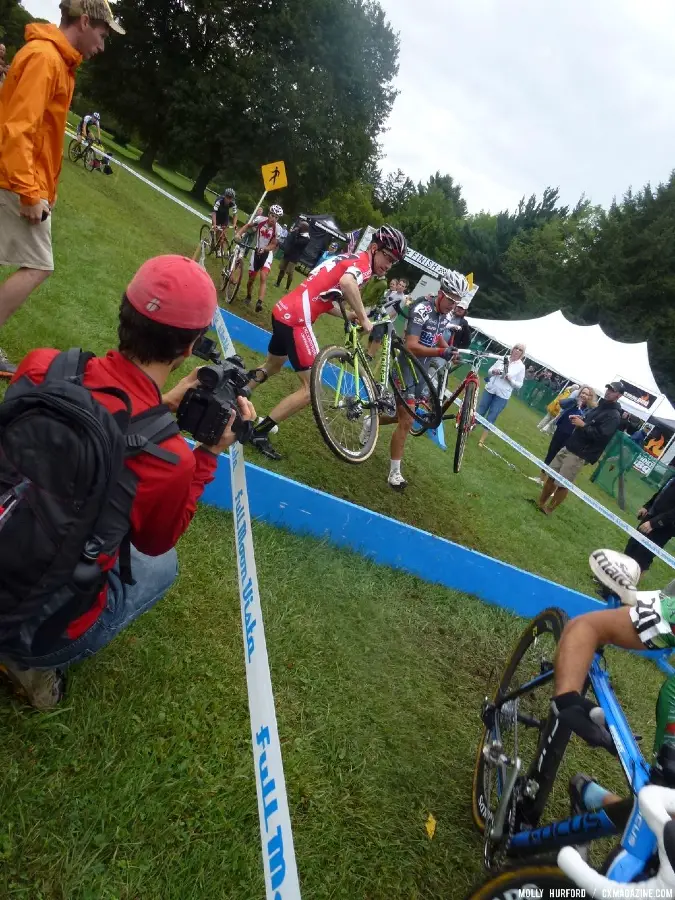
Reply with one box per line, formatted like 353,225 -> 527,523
261,160 -> 288,192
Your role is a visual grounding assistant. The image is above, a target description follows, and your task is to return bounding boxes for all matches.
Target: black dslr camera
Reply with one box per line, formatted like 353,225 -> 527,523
176,336 -> 253,445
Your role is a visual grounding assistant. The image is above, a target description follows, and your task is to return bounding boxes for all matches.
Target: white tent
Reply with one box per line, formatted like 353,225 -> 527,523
467,309 -> 675,423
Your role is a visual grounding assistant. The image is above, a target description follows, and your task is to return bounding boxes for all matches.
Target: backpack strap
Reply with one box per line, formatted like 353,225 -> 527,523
126,405 -> 181,464
46,348 -> 95,383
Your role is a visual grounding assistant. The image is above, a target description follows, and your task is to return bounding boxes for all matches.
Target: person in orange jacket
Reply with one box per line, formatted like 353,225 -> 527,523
0,0 -> 124,375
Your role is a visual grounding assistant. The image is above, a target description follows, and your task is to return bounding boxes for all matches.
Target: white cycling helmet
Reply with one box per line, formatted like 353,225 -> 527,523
93,112 -> 100,120
269,204 -> 283,217
440,270 -> 469,299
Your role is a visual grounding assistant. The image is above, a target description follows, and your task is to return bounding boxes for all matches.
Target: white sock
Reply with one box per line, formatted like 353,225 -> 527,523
389,459 -> 401,477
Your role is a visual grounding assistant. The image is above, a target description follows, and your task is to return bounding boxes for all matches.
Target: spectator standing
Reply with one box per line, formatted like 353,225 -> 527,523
630,424 -> 650,447
0,0 -> 124,374
536,381 -> 624,515
537,383 -> 579,432
275,216 -> 311,292
623,476 -> 675,579
476,343 -> 526,448
529,386 -> 595,485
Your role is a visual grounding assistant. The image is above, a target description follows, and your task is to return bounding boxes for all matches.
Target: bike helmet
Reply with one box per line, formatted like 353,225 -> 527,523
371,225 -> 407,261
223,188 -> 235,198
440,270 -> 469,299
269,204 -> 283,217
93,112 -> 100,120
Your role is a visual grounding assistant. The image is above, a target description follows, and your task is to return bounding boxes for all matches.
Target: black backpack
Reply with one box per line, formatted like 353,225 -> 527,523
0,349 -> 181,656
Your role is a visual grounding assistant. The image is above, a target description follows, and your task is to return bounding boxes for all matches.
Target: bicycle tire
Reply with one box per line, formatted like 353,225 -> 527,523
310,346 -> 379,464
453,379 -> 477,473
200,224 -> 214,256
222,259 -> 243,303
389,344 -> 442,428
68,139 -> 82,163
83,148 -> 96,171
472,607 -> 570,836
465,865 -> 576,899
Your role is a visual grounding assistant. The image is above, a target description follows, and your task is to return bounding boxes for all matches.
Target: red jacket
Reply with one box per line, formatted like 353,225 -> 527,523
12,349 -> 218,639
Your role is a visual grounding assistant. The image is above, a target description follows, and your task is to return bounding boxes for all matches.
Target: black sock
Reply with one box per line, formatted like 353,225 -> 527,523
254,416 -> 277,436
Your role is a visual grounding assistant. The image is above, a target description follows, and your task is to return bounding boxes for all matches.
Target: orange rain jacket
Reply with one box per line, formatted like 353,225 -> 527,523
0,24 -> 81,205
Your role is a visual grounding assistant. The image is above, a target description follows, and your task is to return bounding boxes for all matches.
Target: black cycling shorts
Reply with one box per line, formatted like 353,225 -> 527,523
268,317 -> 318,372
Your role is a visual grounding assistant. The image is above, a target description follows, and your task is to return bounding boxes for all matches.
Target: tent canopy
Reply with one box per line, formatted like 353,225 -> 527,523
467,309 -> 675,422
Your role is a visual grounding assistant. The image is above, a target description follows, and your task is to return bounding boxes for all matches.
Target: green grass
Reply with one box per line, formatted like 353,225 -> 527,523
0,140 -> 671,898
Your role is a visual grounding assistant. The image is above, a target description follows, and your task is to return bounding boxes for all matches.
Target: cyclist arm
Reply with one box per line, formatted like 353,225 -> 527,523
339,272 -> 371,330
554,607 -> 644,696
235,221 -> 252,240
231,212 -> 238,230
405,333 -> 450,358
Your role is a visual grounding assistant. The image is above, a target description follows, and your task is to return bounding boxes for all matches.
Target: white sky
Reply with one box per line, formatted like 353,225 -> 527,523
22,0 -> 675,214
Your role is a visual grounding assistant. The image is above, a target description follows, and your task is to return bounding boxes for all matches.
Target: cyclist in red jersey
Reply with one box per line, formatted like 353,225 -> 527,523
247,225 -> 408,460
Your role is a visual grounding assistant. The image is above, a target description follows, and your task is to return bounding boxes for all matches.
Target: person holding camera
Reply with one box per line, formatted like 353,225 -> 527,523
0,255 -> 255,711
476,343 -> 526,448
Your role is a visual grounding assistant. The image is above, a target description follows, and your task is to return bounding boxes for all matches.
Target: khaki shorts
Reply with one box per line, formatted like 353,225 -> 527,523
549,447 -> 587,482
0,189 -> 53,271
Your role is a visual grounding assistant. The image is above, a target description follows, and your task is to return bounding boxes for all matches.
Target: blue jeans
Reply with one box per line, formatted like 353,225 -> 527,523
4,546 -> 178,670
477,389 -> 509,424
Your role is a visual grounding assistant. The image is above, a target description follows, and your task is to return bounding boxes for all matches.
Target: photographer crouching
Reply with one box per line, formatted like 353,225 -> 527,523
0,255 -> 255,710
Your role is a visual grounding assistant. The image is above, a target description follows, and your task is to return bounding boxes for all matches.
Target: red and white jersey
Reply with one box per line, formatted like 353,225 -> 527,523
251,216 -> 283,251
272,251 -> 373,327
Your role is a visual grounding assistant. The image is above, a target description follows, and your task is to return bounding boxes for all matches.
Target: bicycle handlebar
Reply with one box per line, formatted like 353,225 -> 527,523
559,784 -> 675,892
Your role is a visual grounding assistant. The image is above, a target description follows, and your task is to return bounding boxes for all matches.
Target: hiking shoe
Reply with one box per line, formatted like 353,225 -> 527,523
0,662 -> 65,710
245,295 -> 253,305
250,432 -> 282,460
255,299 -> 264,313
388,471 -> 408,491
0,349 -> 16,378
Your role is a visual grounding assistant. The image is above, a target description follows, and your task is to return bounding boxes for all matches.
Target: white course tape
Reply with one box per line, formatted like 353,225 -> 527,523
473,410 -> 675,571
64,130 -> 210,222
230,442 -> 302,900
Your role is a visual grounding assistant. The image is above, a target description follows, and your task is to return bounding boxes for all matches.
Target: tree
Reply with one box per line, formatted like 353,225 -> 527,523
0,0 -> 35,58
392,186 -> 464,266
375,168 -> 416,216
315,181 -> 383,231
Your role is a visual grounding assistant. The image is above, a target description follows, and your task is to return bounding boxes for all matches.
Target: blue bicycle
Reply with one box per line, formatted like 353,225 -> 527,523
468,589 -> 675,898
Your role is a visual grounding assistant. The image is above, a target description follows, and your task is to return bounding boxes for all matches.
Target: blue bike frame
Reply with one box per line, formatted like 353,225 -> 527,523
508,651 -> 660,881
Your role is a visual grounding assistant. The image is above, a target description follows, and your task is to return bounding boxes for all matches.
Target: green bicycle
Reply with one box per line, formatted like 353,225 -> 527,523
310,300 -> 443,464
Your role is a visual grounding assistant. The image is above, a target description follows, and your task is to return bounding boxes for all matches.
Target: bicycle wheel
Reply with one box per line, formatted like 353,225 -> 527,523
222,258 -> 243,303
83,148 -> 96,171
68,139 -> 81,163
389,344 -> 442,428
200,224 -> 214,256
310,346 -> 379,464
454,379 -> 477,473
465,865 -> 577,899
472,608 -> 571,860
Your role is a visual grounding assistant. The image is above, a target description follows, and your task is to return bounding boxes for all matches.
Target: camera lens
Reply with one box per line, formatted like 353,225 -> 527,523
197,365 -> 221,390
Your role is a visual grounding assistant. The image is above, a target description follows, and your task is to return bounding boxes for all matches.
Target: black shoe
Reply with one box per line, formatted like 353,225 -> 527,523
569,773 -> 594,814
250,432 -> 282,460
255,299 -> 264,313
275,280 -> 282,288
245,295 -> 252,305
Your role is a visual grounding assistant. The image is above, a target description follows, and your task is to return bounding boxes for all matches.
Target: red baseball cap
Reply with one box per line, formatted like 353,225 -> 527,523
126,255 -> 217,329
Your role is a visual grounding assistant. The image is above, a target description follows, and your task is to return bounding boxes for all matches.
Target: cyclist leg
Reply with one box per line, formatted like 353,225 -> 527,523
250,322 -> 317,460
255,253 -> 273,312
275,257 -> 288,287
388,398 -> 414,490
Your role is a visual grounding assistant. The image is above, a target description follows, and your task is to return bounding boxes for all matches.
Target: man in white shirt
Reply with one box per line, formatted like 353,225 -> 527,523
477,342 -> 526,448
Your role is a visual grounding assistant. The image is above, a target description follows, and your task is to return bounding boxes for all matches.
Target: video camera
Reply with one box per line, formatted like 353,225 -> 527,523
176,336 -> 253,446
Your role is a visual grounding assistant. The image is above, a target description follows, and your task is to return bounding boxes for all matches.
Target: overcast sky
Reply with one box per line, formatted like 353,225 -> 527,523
22,0 -> 675,214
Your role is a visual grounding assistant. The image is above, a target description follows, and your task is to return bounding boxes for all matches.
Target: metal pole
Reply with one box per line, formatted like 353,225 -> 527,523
247,189 -> 268,226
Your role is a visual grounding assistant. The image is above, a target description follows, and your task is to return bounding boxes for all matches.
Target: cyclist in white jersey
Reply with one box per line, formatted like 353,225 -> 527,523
235,204 -> 283,313
77,111 -> 101,144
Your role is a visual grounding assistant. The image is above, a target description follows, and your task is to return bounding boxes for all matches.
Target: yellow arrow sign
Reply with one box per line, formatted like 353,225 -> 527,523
261,160 -> 288,192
